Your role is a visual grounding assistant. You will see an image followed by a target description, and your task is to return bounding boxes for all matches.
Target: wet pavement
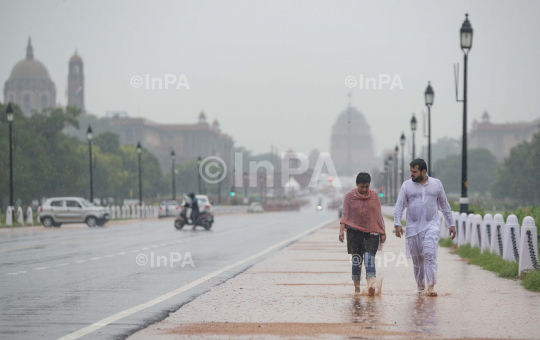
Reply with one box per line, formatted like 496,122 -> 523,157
0,205 -> 336,340
129,217 -> 540,339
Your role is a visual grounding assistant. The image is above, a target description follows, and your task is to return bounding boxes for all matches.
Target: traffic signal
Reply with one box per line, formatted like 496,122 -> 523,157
378,187 -> 384,198
229,186 -> 235,197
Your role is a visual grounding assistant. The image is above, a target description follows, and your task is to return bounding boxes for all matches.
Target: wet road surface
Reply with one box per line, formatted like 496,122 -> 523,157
130,218 -> 540,339
0,206 -> 336,340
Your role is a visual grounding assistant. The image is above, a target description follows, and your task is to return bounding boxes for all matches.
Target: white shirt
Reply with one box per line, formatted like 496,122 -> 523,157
394,176 -> 455,237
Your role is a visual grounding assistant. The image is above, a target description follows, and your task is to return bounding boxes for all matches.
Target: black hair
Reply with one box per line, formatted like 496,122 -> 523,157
356,172 -> 371,184
410,158 -> 427,172
188,192 -> 195,198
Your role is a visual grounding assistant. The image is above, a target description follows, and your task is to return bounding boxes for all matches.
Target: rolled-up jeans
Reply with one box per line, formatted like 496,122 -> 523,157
346,226 -> 379,281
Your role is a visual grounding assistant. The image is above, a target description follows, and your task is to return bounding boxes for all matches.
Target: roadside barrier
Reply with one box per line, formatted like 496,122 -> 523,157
519,216 -> 538,276
480,214 -> 493,251
470,214 -> 482,248
502,215 -> 520,262
26,206 -> 34,226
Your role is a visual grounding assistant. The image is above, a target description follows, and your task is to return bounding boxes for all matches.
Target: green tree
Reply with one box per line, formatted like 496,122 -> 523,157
435,148 -> 498,194
491,130 -> 540,205
0,102 -> 169,210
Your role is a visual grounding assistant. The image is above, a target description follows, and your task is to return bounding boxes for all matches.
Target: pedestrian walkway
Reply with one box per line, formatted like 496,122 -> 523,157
129,217 -> 540,339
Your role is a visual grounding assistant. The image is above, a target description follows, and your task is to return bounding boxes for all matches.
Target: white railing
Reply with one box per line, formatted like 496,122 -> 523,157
384,204 -> 538,276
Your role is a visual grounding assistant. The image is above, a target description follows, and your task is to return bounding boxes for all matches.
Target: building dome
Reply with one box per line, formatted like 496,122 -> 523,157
9,59 -> 52,81
332,106 -> 370,135
3,37 -> 56,116
329,105 -> 377,176
69,50 -> 83,63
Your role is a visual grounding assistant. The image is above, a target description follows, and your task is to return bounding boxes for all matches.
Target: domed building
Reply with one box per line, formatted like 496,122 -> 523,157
4,37 -> 57,116
330,105 -> 378,176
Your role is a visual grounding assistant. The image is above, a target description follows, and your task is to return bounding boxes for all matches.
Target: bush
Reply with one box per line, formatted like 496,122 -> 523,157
522,269 -> 540,292
455,244 -> 519,278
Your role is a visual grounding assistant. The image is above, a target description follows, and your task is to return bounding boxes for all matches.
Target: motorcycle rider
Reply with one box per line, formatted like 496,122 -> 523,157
187,192 -> 199,230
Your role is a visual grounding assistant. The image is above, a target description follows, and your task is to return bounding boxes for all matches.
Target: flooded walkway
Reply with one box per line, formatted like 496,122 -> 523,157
129,217 -> 540,339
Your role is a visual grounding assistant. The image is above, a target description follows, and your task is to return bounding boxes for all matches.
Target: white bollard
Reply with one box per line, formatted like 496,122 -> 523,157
26,207 -> 33,226
480,214 -> 493,252
452,212 -> 460,244
490,214 -> 505,256
137,206 -> 141,219
519,216 -> 538,276
458,212 -> 468,246
16,206 -> 24,226
466,213 -> 475,244
131,205 -> 136,219
111,206 -> 116,220
107,206 -> 111,217
122,206 -> 127,219
470,214 -> 483,248
6,207 -> 13,226
116,206 -> 121,219
503,215 -> 521,262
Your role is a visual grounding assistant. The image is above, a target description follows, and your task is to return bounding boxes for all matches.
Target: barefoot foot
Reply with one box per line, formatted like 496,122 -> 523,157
368,287 -> 375,296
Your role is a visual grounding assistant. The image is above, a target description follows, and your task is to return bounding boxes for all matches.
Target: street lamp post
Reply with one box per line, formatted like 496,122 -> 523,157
410,113 -> 417,159
400,133 -> 406,185
388,156 -> 393,203
217,164 -> 222,204
394,145 -> 399,199
384,160 -> 388,204
86,125 -> 94,203
197,156 -> 202,194
243,172 -> 248,199
6,103 -> 14,218
171,150 -> 176,200
459,13 -> 473,214
425,81 -> 434,174
137,141 -> 142,207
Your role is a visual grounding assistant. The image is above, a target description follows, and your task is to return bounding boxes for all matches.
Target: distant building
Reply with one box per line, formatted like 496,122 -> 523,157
469,111 -> 540,162
67,50 -> 85,112
330,105 -> 378,176
4,37 -> 57,116
104,111 -> 235,173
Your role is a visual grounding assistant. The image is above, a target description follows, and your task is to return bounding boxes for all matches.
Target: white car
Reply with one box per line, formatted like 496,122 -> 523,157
247,202 -> 264,213
181,195 -> 213,212
38,197 -> 109,227
158,200 -> 180,218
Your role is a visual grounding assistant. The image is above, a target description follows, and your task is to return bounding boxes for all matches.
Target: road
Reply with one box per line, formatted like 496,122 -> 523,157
0,201 -> 336,340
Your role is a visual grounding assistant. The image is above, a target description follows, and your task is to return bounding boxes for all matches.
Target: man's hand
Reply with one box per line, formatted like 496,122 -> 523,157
339,229 -> 345,243
394,225 -> 404,238
380,234 -> 386,243
449,226 -> 456,240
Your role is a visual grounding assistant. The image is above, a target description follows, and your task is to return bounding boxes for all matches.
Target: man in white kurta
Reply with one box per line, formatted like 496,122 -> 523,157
394,159 -> 456,296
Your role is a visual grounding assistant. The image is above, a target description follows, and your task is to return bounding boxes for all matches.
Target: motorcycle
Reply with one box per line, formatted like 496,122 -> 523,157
174,205 -> 214,230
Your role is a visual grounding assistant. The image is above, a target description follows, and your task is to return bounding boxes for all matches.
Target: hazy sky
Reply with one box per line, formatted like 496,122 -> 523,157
2,0 -> 539,158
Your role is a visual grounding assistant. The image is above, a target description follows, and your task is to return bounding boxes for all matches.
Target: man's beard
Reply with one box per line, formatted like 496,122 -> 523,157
412,174 -> 424,183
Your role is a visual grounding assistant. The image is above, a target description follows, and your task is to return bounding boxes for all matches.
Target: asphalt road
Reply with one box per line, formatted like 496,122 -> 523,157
0,202 -> 336,340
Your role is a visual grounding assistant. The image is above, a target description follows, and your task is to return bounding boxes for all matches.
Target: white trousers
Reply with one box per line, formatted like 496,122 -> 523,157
406,225 -> 440,288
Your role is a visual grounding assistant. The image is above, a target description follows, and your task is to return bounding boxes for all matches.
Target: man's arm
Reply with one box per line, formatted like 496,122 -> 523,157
437,180 -> 456,240
394,183 -> 407,238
